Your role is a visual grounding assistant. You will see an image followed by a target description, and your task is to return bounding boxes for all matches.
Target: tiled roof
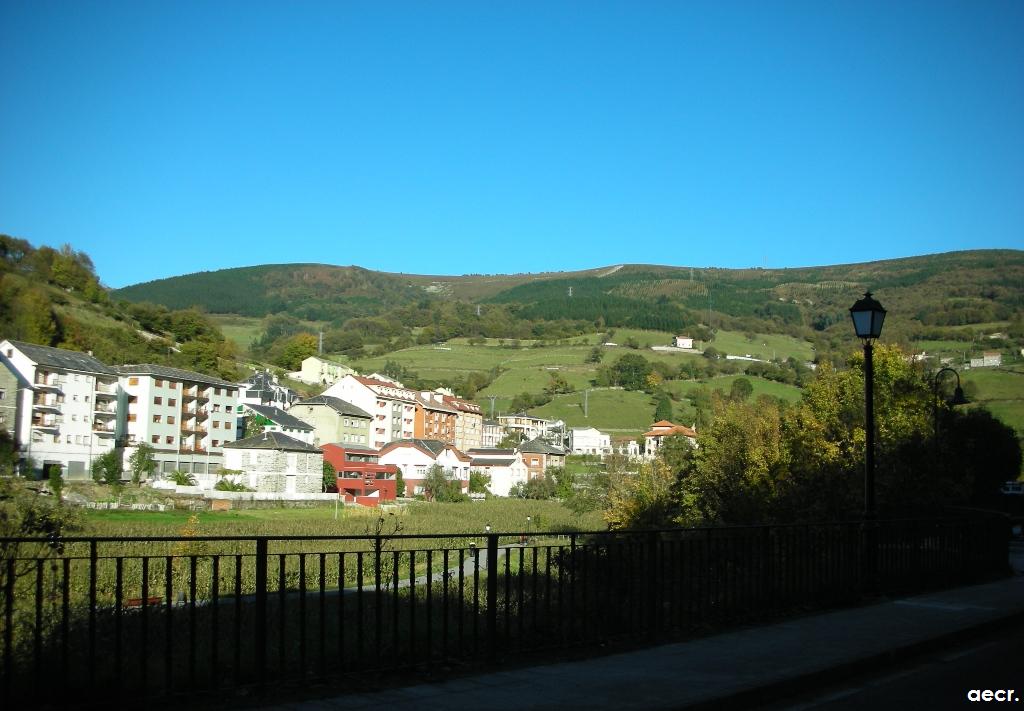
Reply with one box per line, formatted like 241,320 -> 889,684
467,448 -> 517,456
293,395 -> 372,419
223,431 -> 321,452
643,421 -> 697,438
380,438 -> 472,462
118,364 -> 237,388
519,437 -> 566,455
243,404 -> 313,431
6,340 -> 118,376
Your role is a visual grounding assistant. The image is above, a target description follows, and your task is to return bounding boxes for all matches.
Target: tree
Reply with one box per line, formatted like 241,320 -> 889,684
611,353 -> 652,391
128,443 -> 158,486
654,392 -> 673,421
585,346 -> 604,364
271,333 -> 318,371
548,466 -> 575,499
323,461 -> 337,493
422,464 -> 467,502
91,450 -> 123,485
469,470 -> 491,495
544,372 -> 573,396
395,468 -> 406,498
729,377 -> 753,402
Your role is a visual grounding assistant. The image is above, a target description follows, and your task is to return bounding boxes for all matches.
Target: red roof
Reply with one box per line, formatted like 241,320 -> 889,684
643,421 -> 697,438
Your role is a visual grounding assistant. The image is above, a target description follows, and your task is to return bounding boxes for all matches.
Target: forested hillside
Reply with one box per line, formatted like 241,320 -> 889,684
0,234 -> 240,380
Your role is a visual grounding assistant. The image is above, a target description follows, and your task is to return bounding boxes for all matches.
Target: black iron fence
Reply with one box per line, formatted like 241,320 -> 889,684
0,517 -> 1009,705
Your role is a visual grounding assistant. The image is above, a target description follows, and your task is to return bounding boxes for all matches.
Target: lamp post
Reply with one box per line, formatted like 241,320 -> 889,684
526,515 -> 532,545
850,292 -> 885,595
849,291 -> 887,520
931,367 -> 968,447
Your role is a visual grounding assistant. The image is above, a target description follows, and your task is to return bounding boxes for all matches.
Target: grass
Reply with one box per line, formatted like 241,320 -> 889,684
209,314 -> 327,351
708,329 -> 815,362
529,388 -> 660,437
960,366 -> 1024,436
79,498 -> 605,537
666,375 -> 805,404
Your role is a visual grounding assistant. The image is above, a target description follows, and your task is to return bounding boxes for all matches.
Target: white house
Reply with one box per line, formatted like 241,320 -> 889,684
237,403 -> 316,444
377,439 -> 472,497
643,420 -> 697,459
288,356 -> 355,386
323,374 -> 419,449
237,370 -> 297,410
969,351 -> 1002,368
497,413 -> 562,443
117,364 -> 239,480
568,427 -> 612,456
221,431 -> 323,493
466,448 -> 528,497
673,335 -> 694,349
0,339 -> 121,480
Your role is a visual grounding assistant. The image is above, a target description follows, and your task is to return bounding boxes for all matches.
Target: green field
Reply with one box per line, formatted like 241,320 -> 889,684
708,330 -> 815,362
529,388 -> 662,437
79,498 -> 604,537
666,374 -> 805,404
960,366 -> 1024,436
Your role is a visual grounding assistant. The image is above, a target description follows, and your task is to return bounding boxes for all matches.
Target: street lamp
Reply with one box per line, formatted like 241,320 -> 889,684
849,291 -> 886,521
525,515 -> 532,545
932,367 -> 968,446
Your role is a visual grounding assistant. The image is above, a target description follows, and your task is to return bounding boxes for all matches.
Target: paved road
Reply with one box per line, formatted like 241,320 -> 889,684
762,621 -> 1024,711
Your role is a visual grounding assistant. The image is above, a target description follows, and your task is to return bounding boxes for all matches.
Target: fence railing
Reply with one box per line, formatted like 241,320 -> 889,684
0,517 -> 1009,705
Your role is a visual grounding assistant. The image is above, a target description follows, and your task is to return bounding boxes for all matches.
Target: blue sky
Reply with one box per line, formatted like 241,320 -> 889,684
1,1 -> 1022,288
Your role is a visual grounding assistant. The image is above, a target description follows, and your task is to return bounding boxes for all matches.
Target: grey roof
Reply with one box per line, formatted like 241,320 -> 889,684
483,419 -> 500,427
389,438 -> 447,457
467,448 -> 516,456
7,340 -> 118,376
243,404 -> 313,431
118,364 -> 237,388
292,395 -> 372,419
520,437 -> 566,455
223,431 -> 321,453
471,457 -> 515,467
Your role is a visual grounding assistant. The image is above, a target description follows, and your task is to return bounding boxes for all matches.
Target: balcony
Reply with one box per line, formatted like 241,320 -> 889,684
33,395 -> 62,412
34,373 -> 63,391
94,404 -> 117,417
94,382 -> 118,398
93,423 -> 116,437
32,416 -> 62,432
179,447 -> 207,454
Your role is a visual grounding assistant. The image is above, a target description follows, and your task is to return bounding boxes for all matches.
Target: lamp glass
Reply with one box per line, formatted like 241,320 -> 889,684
849,292 -> 886,340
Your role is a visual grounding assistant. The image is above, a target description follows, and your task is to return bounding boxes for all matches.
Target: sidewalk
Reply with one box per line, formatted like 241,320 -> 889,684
262,548 -> 1024,711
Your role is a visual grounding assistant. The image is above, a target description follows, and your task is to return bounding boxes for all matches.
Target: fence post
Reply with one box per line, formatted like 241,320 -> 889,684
646,531 -> 658,641
486,533 -> 498,662
254,537 -> 268,687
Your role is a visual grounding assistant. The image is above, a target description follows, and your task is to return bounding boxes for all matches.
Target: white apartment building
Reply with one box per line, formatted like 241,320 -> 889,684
118,364 -> 239,480
0,339 -> 120,479
289,356 -> 355,386
497,413 -> 563,442
568,427 -> 612,456
323,374 -> 418,450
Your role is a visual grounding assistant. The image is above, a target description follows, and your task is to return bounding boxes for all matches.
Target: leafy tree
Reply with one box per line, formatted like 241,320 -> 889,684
48,467 -> 63,502
544,372 -> 573,396
548,466 -> 575,499
422,464 -> 467,502
394,468 -> 406,498
91,450 -> 123,485
729,377 -> 753,402
469,470 -> 491,494
323,461 -> 337,493
169,470 -> 197,486
654,392 -> 673,421
271,333 -> 318,371
128,443 -> 158,486
611,353 -> 652,391
585,346 -> 605,364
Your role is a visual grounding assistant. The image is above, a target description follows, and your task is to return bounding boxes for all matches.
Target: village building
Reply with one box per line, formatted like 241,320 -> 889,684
221,431 -> 323,493
323,374 -> 419,449
0,339 -> 121,480
237,403 -> 315,444
288,394 -> 372,447
288,356 -> 355,386
377,438 -> 472,497
643,420 -> 697,459
568,426 -> 612,456
236,370 -> 298,410
466,447 -> 528,497
321,443 -> 398,504
519,437 -> 567,479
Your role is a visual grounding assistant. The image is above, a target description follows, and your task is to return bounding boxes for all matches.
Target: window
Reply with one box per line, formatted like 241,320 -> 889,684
84,395 -> 90,403
72,394 -> 78,402
127,414 -> 136,422
167,416 -> 175,425
165,436 -> 174,445
128,377 -> 139,386
155,379 -> 163,387
0,415 -> 5,425
212,439 -> 219,447
224,421 -> 231,430
212,421 -> 219,429
71,414 -> 78,422
0,390 -> 5,400
152,435 -> 160,444
153,415 -> 162,423
66,435 -> 72,444
215,388 -> 221,396
169,382 -> 177,390
128,434 -> 136,443
168,398 -> 176,407
154,396 -> 162,405
212,404 -> 220,412
75,435 -> 82,445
